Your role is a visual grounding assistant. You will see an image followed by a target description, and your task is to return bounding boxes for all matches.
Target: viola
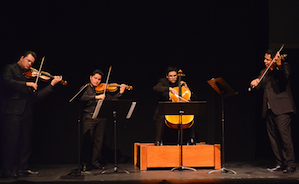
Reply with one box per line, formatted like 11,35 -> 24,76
95,83 -> 133,93
24,67 -> 67,85
165,70 -> 194,129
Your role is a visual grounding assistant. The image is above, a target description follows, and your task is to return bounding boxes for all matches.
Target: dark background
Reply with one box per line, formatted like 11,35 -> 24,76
1,0 -> 299,165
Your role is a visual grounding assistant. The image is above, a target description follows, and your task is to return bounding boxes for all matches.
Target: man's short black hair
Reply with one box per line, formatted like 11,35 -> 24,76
22,51 -> 37,60
166,66 -> 178,75
266,49 -> 274,58
91,69 -> 104,77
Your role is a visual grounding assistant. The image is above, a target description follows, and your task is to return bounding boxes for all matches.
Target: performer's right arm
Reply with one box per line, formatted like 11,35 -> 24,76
80,86 -> 96,101
153,79 -> 170,99
2,65 -> 32,93
250,78 -> 260,88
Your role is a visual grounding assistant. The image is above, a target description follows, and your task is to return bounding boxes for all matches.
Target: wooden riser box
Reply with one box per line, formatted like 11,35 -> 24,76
134,142 -> 221,170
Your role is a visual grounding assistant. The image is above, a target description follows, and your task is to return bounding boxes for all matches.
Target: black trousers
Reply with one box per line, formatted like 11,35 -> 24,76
266,110 -> 295,167
0,110 -> 33,175
81,113 -> 106,166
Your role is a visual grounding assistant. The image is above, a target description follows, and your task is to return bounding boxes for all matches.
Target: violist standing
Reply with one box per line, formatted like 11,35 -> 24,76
250,49 -> 296,173
0,51 -> 63,178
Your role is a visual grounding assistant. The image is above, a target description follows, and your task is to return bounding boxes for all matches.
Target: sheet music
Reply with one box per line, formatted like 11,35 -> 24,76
92,99 -> 103,119
126,102 -> 136,119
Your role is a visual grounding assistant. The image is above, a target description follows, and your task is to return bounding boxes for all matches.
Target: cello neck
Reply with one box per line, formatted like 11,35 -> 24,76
177,69 -> 185,100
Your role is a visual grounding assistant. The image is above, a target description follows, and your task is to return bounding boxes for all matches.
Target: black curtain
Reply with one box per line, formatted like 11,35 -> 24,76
1,0 -> 287,164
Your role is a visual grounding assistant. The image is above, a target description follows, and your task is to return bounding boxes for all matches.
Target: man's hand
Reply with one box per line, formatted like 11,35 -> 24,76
169,87 -> 178,95
250,78 -> 260,88
119,84 -> 126,94
51,76 -> 63,86
26,82 -> 38,90
274,52 -> 282,67
95,94 -> 106,100
181,81 -> 189,89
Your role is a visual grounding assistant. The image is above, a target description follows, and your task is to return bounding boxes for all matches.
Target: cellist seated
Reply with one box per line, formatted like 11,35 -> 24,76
153,66 -> 196,146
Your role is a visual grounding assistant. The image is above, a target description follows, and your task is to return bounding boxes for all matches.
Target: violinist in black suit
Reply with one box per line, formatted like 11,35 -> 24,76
250,49 -> 296,173
0,51 -> 62,178
79,69 -> 126,171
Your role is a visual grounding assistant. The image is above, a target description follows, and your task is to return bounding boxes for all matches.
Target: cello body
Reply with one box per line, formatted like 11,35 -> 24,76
165,114 -> 194,129
165,82 -> 194,129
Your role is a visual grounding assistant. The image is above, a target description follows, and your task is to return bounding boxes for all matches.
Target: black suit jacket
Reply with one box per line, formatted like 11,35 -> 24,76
80,84 -> 122,114
256,62 -> 296,117
153,78 -> 179,101
1,63 -> 54,115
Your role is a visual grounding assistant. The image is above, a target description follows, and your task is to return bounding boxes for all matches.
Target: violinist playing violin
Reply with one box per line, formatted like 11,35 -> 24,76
0,51 -> 63,178
153,66 -> 196,146
80,69 -> 126,171
250,49 -> 296,173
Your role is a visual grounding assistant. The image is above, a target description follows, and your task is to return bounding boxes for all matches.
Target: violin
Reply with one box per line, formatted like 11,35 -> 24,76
24,67 -> 67,85
95,83 -> 133,93
249,44 -> 286,91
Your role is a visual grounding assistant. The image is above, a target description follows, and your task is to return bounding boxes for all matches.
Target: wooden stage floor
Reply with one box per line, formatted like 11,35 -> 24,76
0,161 -> 298,184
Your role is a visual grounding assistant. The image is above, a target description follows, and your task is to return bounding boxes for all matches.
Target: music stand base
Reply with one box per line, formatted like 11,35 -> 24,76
171,166 -> 197,172
208,167 -> 237,174
101,166 -> 130,174
60,169 -> 87,179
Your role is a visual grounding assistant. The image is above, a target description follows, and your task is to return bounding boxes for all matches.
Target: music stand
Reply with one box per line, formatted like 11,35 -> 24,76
158,101 -> 207,172
61,84 -> 90,179
93,99 -> 136,174
207,77 -> 238,174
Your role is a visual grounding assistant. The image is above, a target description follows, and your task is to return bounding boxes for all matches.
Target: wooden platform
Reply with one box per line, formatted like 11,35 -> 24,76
134,142 -> 221,170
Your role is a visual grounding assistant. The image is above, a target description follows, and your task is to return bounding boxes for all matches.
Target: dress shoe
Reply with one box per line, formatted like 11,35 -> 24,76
283,166 -> 296,173
155,140 -> 163,146
267,165 -> 283,172
18,169 -> 39,176
92,161 -> 105,170
81,164 -> 92,172
187,138 -> 196,145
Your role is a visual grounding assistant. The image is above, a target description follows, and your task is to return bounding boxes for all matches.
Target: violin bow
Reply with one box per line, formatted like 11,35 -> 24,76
92,66 -> 112,119
258,44 -> 284,83
33,56 -> 45,92
69,83 -> 89,103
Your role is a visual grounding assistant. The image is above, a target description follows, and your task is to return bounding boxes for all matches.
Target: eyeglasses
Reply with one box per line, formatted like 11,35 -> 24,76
168,75 -> 177,78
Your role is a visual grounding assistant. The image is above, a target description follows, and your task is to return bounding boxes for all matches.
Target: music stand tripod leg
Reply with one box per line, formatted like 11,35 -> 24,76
101,111 -> 129,174
208,167 -> 237,174
208,97 -> 237,174
171,111 -> 196,172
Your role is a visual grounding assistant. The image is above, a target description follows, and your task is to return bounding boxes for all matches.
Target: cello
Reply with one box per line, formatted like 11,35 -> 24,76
165,69 -> 194,129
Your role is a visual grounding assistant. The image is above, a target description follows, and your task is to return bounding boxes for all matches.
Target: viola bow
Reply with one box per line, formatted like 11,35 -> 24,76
33,56 -> 45,92
92,66 -> 112,119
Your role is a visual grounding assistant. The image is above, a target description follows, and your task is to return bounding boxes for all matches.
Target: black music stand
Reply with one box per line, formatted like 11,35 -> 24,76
93,99 -> 136,174
158,101 -> 207,172
207,77 -> 238,174
61,84 -> 90,179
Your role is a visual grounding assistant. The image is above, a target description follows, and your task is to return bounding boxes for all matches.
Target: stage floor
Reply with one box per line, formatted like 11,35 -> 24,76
0,162 -> 298,184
